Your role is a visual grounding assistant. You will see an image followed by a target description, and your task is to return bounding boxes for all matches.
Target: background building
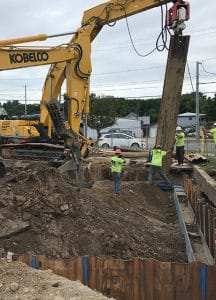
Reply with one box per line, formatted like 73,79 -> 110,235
0,107 -> 8,119
177,112 -> 207,128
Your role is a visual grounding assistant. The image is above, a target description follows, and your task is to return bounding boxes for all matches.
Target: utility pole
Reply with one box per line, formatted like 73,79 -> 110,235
196,62 -> 202,147
24,84 -> 27,115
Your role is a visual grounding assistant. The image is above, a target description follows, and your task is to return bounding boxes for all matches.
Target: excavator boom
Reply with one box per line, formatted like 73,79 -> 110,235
0,46 -> 76,71
41,0 -> 189,134
0,0 -> 190,172
82,0 -> 170,40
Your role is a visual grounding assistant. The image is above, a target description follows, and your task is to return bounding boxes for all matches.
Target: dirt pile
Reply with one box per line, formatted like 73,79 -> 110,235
0,160 -> 186,262
0,259 -> 114,300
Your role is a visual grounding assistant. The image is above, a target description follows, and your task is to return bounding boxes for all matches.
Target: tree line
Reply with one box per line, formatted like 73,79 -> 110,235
87,92 -> 216,134
1,92 -> 215,133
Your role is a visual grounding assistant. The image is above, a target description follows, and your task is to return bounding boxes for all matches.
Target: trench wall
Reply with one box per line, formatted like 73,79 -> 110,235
184,174 -> 216,263
1,251 -> 216,300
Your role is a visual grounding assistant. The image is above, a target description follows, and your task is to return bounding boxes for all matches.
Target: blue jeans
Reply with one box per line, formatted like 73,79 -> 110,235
148,165 -> 171,184
112,172 -> 122,194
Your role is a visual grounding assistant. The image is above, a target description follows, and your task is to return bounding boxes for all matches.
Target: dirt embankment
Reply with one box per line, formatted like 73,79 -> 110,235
0,259 -> 114,300
0,160 -> 186,262
201,158 -> 216,180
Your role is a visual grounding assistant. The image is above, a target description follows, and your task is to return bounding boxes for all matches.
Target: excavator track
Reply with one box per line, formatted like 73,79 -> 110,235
0,101 -> 82,175
0,143 -> 64,161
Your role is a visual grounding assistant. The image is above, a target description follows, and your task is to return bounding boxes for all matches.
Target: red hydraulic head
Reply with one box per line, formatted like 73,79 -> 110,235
166,1 -> 190,34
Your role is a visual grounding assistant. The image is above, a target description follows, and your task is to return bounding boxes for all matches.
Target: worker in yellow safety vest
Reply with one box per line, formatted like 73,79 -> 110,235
204,122 -> 216,156
147,145 -> 171,185
111,148 -> 126,195
175,126 -> 185,165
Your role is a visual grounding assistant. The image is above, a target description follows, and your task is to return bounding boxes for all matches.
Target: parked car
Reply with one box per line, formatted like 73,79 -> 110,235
184,127 -> 196,137
186,131 -> 197,137
185,128 -> 211,138
98,133 -> 145,149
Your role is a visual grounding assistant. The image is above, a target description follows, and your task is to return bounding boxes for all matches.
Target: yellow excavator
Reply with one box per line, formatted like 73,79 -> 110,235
0,0 -> 190,172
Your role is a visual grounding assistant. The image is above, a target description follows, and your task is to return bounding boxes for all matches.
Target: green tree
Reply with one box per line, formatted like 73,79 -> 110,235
179,93 -> 196,113
2,100 -> 39,116
200,94 -> 216,121
87,94 -> 118,136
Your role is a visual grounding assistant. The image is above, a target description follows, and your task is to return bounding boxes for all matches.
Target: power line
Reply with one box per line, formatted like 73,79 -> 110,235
2,65 -> 216,81
201,63 -> 216,76
200,81 -> 216,85
0,71 -> 216,82
0,79 -> 202,95
0,99 -> 41,102
0,79 -> 214,96
186,61 -> 195,92
94,25 -> 216,49
201,91 -> 216,94
0,77 -> 44,81
202,57 -> 216,62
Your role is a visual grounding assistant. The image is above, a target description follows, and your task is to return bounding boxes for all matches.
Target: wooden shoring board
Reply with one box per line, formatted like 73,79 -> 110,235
208,209 -> 216,257
193,165 -> 216,206
214,218 -> 216,263
171,163 -> 193,172
202,204 -> 211,240
185,153 -> 207,163
213,217 -> 216,264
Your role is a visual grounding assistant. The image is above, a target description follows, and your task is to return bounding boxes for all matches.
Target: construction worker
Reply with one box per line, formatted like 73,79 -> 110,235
111,148 -> 126,195
204,122 -> 216,155
209,123 -> 216,155
175,126 -> 185,165
147,145 -> 171,185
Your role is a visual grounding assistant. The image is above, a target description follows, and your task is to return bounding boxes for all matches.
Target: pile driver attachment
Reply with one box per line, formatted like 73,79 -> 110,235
166,0 -> 190,35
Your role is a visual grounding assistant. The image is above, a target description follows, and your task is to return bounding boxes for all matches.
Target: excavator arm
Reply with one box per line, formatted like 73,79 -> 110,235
81,0 -> 171,41
0,0 -> 190,170
41,0 -> 189,135
0,45 -> 76,70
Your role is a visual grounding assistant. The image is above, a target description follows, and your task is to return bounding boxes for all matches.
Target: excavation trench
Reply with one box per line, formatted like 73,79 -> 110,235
0,158 -> 186,262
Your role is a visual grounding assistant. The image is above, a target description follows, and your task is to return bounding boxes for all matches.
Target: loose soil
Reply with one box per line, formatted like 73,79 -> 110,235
0,159 -> 186,262
0,259 -> 114,300
201,157 -> 216,180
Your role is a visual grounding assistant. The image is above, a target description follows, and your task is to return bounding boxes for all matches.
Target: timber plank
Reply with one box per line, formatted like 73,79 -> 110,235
208,210 -> 216,256
150,260 -> 174,300
140,259 -> 154,300
213,218 -> 216,263
172,262 -> 202,300
132,258 -> 140,300
88,255 -> 97,289
155,35 -> 190,172
206,265 -> 216,300
193,165 -> 216,206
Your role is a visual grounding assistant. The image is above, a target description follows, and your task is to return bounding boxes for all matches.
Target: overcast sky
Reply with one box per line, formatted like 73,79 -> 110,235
0,0 -> 216,105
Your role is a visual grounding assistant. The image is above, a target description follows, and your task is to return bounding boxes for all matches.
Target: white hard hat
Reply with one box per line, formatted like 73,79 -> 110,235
176,126 -> 182,131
